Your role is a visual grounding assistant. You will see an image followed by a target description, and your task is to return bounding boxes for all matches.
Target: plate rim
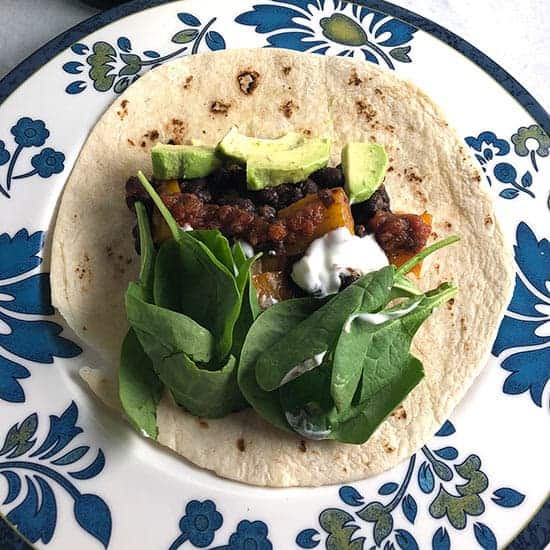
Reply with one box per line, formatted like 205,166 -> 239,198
0,0 -> 548,548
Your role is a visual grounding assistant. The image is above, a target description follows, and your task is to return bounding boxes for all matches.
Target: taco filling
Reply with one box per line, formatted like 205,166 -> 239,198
120,127 -> 458,445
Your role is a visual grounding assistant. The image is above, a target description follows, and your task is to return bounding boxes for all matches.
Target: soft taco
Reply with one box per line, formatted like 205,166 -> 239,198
51,49 -> 513,487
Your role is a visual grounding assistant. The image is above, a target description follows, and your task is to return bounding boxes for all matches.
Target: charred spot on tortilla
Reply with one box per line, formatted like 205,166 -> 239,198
142,130 -> 160,143
165,118 -> 187,144
299,440 -> 307,452
183,75 -> 193,90
282,66 -> 292,75
348,69 -> 362,86
127,138 -> 135,147
484,214 -> 493,226
280,100 -> 298,118
210,100 -> 231,115
117,99 -> 129,120
355,100 -> 377,122
446,298 -> 455,310
237,70 -> 260,95
391,406 -> 407,420
383,442 -> 396,453
237,438 -> 246,452
198,420 -> 209,429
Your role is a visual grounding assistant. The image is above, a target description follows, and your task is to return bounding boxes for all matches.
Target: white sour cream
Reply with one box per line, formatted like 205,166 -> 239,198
237,240 -> 255,259
280,351 -> 327,385
291,227 -> 388,297
181,224 -> 193,231
344,299 -> 420,333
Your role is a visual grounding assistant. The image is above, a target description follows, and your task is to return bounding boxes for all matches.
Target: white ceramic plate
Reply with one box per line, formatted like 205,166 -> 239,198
0,1 -> 548,549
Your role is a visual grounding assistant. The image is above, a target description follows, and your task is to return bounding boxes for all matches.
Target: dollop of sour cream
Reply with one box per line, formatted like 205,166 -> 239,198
291,227 -> 388,297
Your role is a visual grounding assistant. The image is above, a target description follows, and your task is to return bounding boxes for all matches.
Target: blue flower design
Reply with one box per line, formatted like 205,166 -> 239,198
492,222 -> 550,408
0,117 -> 65,199
10,117 -> 50,148
465,130 -> 536,199
296,421 -> 524,549
0,140 -> 10,166
0,402 -> 111,547
30,148 -> 65,178
236,1 -> 416,68
174,500 -> 223,548
170,501 -> 272,550
0,229 -> 81,403
228,520 -> 273,550
465,131 -> 510,159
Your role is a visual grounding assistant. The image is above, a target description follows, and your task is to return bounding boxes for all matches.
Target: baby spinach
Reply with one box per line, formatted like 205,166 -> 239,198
119,329 -> 162,438
255,266 -> 394,391
231,243 -> 262,359
119,202 -> 163,438
332,284 -> 457,412
153,237 -> 241,362
329,356 -> 424,444
238,298 -> 324,432
126,282 -> 214,364
158,352 -> 246,417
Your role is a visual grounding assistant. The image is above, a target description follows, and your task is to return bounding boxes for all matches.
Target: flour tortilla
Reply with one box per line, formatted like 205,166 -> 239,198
51,49 -> 513,487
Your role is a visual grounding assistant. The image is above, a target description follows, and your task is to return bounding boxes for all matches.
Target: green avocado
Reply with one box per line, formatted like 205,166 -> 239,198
342,142 -> 388,204
247,137 -> 331,190
151,143 -> 221,180
217,126 -> 304,164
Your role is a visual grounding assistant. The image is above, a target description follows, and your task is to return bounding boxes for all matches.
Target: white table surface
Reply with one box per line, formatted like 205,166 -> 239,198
0,0 -> 548,113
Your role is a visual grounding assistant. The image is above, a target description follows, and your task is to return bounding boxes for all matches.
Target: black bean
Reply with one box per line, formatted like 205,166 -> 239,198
351,185 -> 391,225
125,176 -> 151,210
311,166 -> 344,188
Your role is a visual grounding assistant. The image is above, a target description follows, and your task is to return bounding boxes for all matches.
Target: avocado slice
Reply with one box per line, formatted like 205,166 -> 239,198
342,142 -> 388,204
151,143 -> 221,180
247,137 -> 331,190
218,126 -> 304,165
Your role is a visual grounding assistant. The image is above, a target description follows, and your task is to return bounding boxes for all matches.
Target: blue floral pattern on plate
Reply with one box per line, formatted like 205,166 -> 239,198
492,222 -> 550,408
0,229 -> 81,403
0,402 -> 111,547
64,12 -> 226,95
169,499 -> 272,550
465,124 -> 548,202
0,118 -> 65,199
236,0 -> 416,68
296,421 -> 524,549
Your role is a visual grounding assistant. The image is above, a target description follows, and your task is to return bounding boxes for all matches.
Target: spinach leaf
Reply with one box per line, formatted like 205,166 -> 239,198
230,243 -> 262,358
278,352 -> 424,444
159,352 -> 246,417
332,284 -> 456,411
153,236 -> 241,362
330,356 -> 424,444
190,229 -> 235,274
391,272 -> 422,299
126,282 -> 214,364
119,329 -> 163,438
119,202 -> 163,438
255,266 -> 394,391
238,298 -> 323,431
135,202 -> 156,301
137,172 -> 181,240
